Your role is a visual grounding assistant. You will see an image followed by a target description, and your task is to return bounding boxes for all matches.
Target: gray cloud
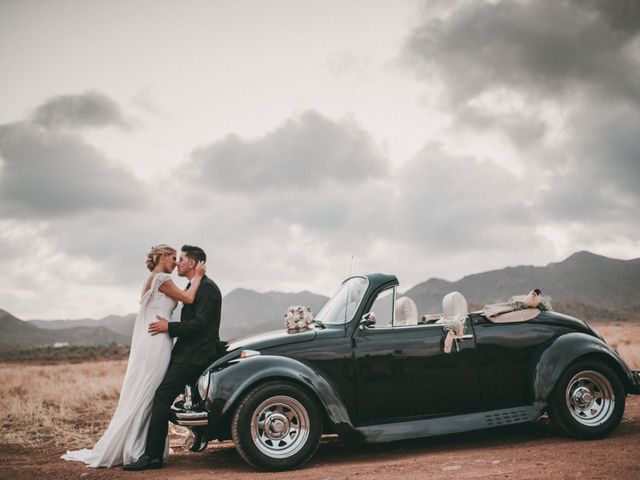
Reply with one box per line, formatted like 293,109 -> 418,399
537,101 -> 640,222
180,110 -> 400,254
183,109 -> 552,263
189,110 -> 388,191
394,143 -> 545,252
405,0 -> 640,106
0,94 -> 149,317
402,0 -> 640,241
581,0 -> 640,33
189,137 -> 551,264
455,105 -> 548,150
249,189 -> 351,231
32,91 -> 129,129
0,121 -> 145,217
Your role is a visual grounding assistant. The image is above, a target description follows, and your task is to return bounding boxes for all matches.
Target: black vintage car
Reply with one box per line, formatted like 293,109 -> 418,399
170,274 -> 640,470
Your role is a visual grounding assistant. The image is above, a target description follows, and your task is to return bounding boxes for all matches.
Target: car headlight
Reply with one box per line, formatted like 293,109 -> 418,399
197,372 -> 210,401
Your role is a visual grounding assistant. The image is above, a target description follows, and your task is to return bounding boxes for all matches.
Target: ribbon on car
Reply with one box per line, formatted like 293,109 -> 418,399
444,330 -> 455,353
441,316 -> 466,354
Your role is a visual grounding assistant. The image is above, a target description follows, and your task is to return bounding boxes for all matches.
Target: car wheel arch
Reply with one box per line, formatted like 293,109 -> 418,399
571,352 -> 632,394
212,358 -> 354,435
532,332 -> 633,404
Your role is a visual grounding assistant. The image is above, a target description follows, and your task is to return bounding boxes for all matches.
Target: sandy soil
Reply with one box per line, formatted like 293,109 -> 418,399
2,396 -> 639,480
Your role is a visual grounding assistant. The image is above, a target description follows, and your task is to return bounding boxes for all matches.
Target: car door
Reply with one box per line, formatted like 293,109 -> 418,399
353,286 -> 481,424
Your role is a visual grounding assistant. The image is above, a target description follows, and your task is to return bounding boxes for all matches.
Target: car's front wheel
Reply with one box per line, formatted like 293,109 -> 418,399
548,359 -> 625,439
231,381 -> 322,470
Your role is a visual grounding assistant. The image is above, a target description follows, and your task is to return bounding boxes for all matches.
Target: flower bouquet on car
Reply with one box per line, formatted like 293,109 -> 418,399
284,305 -> 314,332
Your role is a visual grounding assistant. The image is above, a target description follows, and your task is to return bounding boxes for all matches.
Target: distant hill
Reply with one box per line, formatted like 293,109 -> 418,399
402,251 -> 640,320
4,250 -> 639,353
8,289 -> 329,351
0,309 -> 130,352
30,313 -> 137,339
220,288 -> 329,340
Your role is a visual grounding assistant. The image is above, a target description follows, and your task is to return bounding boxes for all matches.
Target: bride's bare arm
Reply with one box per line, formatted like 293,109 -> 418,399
158,261 -> 206,304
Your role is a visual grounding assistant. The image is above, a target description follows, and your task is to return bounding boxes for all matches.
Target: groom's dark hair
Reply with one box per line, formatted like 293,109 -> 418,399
181,245 -> 206,263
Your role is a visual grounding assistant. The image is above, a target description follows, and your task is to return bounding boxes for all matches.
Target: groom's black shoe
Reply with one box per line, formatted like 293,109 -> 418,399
123,454 -> 163,471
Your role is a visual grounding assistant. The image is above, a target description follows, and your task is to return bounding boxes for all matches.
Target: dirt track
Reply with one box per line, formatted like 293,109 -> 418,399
2,396 -> 639,480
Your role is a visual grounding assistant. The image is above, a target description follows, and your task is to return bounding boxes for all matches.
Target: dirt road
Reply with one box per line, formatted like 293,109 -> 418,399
2,396 -> 639,480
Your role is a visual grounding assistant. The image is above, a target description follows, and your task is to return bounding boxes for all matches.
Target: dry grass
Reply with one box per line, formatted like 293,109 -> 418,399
0,360 -> 127,449
0,345 -> 130,364
1,322 -> 638,451
0,359 -> 193,451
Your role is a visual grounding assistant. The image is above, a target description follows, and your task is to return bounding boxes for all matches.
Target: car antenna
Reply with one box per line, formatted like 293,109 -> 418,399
344,255 -> 354,324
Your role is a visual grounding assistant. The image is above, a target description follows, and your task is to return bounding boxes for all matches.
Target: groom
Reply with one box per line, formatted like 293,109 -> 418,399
124,244 -> 223,471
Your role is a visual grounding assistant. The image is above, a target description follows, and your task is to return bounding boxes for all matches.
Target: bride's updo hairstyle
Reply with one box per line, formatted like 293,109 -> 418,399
146,244 -> 175,271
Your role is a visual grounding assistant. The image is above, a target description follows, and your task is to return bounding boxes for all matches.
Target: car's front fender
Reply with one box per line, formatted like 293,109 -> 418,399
533,332 -> 639,402
204,354 -> 355,434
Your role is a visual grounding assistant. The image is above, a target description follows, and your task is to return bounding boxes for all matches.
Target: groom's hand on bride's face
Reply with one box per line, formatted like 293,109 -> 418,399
149,316 -> 169,335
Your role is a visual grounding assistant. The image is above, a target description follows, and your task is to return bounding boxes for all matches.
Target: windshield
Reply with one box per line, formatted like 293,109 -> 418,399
315,277 -> 369,325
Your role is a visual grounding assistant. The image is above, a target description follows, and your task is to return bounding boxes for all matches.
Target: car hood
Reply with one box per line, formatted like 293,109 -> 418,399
225,328 -> 318,354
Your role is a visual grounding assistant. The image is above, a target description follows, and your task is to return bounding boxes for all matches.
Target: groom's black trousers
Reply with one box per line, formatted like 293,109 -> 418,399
145,362 -> 203,459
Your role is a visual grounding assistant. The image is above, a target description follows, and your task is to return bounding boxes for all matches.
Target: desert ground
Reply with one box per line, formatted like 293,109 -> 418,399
1,321 -> 639,480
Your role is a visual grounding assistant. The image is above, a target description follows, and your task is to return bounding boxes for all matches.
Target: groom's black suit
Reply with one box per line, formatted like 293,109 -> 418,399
144,275 -> 223,460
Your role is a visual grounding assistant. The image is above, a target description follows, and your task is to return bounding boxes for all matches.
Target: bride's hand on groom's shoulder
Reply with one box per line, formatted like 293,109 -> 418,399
195,261 -> 206,278
149,315 -> 169,335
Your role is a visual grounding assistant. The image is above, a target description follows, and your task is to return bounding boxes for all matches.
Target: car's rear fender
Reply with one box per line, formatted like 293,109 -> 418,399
205,355 -> 356,436
532,332 -> 640,402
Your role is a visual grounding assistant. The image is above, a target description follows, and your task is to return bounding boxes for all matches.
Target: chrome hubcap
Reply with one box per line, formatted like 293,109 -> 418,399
572,387 -> 593,408
250,395 -> 310,459
565,370 -> 614,426
265,413 -> 289,439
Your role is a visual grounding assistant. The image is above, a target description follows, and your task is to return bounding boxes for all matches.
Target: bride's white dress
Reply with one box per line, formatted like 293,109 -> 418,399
62,273 -> 177,467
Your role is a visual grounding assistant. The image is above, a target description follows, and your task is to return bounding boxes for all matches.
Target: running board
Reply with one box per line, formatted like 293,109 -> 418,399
357,405 -> 544,443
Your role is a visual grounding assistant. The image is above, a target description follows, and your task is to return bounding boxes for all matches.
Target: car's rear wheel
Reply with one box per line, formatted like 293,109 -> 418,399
548,359 -> 625,439
231,381 -> 322,470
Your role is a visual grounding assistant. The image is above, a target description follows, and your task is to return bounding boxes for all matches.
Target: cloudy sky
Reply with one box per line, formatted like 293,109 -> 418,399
1,0 -> 639,320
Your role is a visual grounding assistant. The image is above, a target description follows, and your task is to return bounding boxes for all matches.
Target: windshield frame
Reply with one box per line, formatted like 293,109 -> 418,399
314,276 -> 369,325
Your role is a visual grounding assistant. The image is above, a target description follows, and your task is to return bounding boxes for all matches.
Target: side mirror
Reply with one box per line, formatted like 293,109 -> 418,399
359,312 -> 377,330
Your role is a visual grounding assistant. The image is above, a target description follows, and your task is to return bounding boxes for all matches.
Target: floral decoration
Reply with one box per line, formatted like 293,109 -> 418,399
537,295 -> 552,312
284,305 -> 314,332
511,289 -> 553,312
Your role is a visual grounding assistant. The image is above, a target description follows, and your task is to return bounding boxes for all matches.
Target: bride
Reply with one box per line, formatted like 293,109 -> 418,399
62,244 -> 206,467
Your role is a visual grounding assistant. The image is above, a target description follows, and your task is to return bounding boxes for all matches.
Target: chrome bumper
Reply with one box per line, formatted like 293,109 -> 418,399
171,384 -> 209,427
173,409 -> 209,427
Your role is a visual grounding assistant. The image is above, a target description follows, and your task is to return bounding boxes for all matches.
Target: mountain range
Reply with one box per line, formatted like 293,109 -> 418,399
0,310 -> 131,351
404,251 -> 640,320
2,251 -> 639,352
